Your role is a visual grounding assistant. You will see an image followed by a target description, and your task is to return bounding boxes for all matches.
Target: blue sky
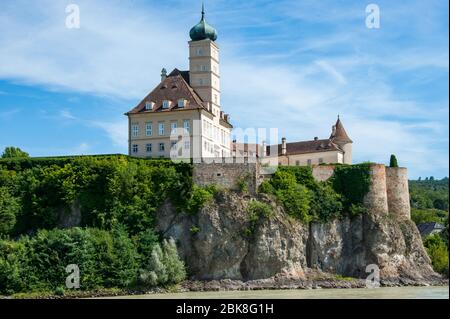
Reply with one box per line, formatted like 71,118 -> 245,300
0,0 -> 448,179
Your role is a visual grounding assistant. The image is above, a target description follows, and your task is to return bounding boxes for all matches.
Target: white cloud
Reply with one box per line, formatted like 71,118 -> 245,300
91,120 -> 128,149
60,110 -> 77,120
0,0 -> 447,178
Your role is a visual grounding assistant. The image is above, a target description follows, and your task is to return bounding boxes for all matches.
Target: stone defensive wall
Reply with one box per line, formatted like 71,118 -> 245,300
192,157 -> 259,194
312,164 -> 411,220
193,160 -> 411,220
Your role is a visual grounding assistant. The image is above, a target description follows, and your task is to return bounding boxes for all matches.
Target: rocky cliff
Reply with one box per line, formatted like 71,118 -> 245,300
156,190 -> 442,287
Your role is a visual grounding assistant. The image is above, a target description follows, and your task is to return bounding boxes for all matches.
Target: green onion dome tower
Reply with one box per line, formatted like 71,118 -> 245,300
189,4 -> 218,41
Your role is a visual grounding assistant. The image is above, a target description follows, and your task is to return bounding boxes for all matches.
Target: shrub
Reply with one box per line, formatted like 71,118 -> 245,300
258,180 -> 274,194
423,234 -> 449,276
139,238 -> 186,287
247,200 -> 274,222
236,174 -> 250,193
275,184 -> 312,222
331,163 -> 371,206
278,166 -> 317,189
310,183 -> 343,221
184,185 -> 215,214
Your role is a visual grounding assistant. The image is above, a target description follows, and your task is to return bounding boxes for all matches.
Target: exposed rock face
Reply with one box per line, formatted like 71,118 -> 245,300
156,191 -> 441,284
157,191 -> 308,281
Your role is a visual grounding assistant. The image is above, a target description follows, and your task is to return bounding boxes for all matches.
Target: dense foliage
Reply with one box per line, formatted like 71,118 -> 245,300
409,177 -> 449,276
423,234 -> 448,276
259,166 -> 354,223
0,155 -> 194,295
0,156 -> 192,236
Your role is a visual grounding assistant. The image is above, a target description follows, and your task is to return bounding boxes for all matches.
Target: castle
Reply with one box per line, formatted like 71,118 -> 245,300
126,7 -> 353,166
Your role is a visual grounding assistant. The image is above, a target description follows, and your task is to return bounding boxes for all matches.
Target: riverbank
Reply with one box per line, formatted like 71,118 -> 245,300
2,273 -> 447,299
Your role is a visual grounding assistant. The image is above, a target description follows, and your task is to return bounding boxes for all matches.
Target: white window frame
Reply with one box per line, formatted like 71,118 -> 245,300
178,99 -> 185,108
159,143 -> 165,152
145,122 -> 152,136
158,122 -> 165,136
171,122 -> 177,134
162,100 -> 170,109
183,120 -> 190,133
146,143 -> 152,153
132,144 -> 138,154
132,123 -> 139,137
145,101 -> 153,110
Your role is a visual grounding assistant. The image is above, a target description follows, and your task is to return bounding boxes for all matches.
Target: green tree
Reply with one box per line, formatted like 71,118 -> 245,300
138,238 -> 185,287
0,187 -> 19,237
389,154 -> 399,168
423,234 -> 448,276
1,147 -> 29,159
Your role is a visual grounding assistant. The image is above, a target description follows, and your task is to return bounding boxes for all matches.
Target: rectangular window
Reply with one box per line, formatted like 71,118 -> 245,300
132,144 -> 138,154
162,100 -> 170,109
145,122 -> 152,136
307,159 -> 312,166
184,141 -> 190,149
145,101 -> 153,110
158,122 -> 165,136
171,122 -> 177,134
183,120 -> 190,133
132,123 -> 139,137
201,65 -> 207,71
319,158 -> 324,164
178,99 -> 185,108
171,141 -> 177,149
296,160 -> 300,166
146,143 -> 152,153
159,143 -> 165,152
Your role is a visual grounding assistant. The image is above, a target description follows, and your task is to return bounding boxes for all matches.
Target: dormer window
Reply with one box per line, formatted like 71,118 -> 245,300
145,101 -> 154,110
178,99 -> 186,108
162,100 -> 170,109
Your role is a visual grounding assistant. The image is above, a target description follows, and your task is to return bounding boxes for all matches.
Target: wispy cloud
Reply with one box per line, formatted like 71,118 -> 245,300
0,0 -> 448,178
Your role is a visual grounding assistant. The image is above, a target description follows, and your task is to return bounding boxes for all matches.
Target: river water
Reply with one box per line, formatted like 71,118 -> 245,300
109,286 -> 448,299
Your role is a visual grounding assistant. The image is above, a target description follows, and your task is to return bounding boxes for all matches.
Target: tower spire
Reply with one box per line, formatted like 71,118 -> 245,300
201,2 -> 205,19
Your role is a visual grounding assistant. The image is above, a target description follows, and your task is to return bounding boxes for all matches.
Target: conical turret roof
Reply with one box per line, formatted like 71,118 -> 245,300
330,117 -> 352,144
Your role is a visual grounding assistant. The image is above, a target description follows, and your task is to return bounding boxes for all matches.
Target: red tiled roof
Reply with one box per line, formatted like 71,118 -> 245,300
330,118 -> 352,143
267,139 -> 342,156
125,68 -> 206,115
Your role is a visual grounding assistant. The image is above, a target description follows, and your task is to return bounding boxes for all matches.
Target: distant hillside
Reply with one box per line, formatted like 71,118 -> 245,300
410,177 -> 448,206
